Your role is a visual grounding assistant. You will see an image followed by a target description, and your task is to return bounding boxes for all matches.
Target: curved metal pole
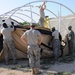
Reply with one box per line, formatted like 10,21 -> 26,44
0,9 -> 39,22
21,0 -> 75,15
16,13 -> 36,22
1,12 -> 36,23
5,0 -> 74,23
24,10 -> 39,16
17,9 -> 58,23
25,8 -> 58,18
0,0 -> 75,25
46,9 -> 58,18
24,9 -> 58,19
0,0 -> 70,19
0,5 -> 58,20
20,9 -> 58,18
0,15 -> 25,22
1,0 -> 75,18
0,8 -> 20,18
10,15 -> 25,22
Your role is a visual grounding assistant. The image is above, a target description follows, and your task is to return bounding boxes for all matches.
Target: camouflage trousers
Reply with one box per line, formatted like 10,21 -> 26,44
53,39 -> 60,59
68,40 -> 74,56
3,39 -> 17,62
27,45 -> 41,68
39,18 -> 44,27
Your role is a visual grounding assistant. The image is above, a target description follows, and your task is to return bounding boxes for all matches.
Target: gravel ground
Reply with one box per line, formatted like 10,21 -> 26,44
0,57 -> 75,75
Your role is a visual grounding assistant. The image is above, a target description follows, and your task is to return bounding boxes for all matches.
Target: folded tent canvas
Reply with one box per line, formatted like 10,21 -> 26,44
0,20 -> 69,60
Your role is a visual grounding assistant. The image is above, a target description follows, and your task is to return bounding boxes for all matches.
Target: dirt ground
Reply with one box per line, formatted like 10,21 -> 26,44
0,57 -> 75,75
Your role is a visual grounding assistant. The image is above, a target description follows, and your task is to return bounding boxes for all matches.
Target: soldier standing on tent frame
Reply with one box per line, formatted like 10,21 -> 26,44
39,2 -> 46,27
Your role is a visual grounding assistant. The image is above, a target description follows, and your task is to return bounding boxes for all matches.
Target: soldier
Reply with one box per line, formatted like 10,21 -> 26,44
67,26 -> 74,56
39,2 -> 46,27
52,27 -> 61,59
1,23 -> 17,65
21,24 -> 43,75
0,33 -> 3,53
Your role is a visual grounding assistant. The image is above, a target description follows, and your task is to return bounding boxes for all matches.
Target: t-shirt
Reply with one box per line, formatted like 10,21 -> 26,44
52,30 -> 59,40
0,34 -> 3,45
40,9 -> 45,18
68,30 -> 74,42
1,27 -> 14,40
23,29 -> 41,45
0,34 -> 3,52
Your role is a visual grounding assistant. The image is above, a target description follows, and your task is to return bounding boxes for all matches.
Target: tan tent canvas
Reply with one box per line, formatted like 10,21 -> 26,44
0,26 -> 69,60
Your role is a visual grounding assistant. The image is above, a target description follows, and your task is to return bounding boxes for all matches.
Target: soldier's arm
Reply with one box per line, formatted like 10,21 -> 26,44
42,2 -> 46,10
21,34 -> 28,47
38,34 -> 43,45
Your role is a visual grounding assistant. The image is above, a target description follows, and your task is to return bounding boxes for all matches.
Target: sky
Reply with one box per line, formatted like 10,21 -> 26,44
0,0 -> 75,22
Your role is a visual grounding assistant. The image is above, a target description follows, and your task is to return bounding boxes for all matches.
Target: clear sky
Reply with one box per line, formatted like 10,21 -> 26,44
0,0 -> 75,22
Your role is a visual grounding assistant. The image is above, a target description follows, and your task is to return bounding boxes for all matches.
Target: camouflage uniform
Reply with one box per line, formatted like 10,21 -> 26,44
22,28 -> 42,68
3,39 -> 16,63
39,8 -> 45,27
0,34 -> 3,52
53,39 -> 60,59
39,18 -> 44,27
27,45 -> 41,68
1,24 -> 17,64
68,30 -> 74,56
52,29 -> 61,59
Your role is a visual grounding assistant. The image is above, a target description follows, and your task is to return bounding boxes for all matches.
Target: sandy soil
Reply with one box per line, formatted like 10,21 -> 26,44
0,58 -> 75,75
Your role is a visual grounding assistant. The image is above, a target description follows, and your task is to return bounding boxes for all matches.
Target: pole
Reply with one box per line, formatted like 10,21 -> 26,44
58,4 -> 61,32
30,4 -> 33,25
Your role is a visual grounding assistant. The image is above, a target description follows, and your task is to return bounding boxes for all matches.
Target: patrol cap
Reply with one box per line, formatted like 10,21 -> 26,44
2,19 -> 5,22
68,26 -> 72,29
52,27 -> 55,32
45,16 -> 49,18
30,23 -> 36,27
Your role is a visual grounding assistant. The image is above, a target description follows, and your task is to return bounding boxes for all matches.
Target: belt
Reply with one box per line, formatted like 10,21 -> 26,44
28,44 -> 38,46
54,39 -> 59,40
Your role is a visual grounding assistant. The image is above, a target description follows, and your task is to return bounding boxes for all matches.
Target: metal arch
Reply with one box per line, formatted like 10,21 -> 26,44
0,8 -> 20,17
1,12 -> 36,23
10,15 -> 26,22
0,5 -> 35,17
46,9 -> 58,18
24,9 -> 58,18
24,10 -> 39,16
19,9 -> 58,21
0,9 -> 39,22
20,9 -> 58,18
0,15 -> 25,22
16,9 -> 58,23
0,0 -> 70,19
21,9 -> 58,18
1,8 -> 58,22
2,0 -> 74,20
21,0 -> 75,15
0,0 -> 75,22
0,5 -> 58,20
16,13 -> 36,22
